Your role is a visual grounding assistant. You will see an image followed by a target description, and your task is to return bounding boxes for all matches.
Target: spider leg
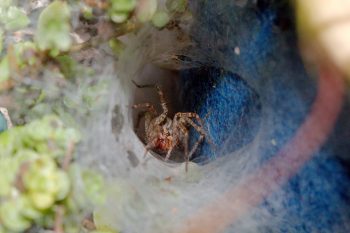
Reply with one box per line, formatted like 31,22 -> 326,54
175,112 -> 215,147
184,119 -> 205,160
154,85 -> 169,125
183,131 -> 190,172
143,138 -> 158,158
176,113 -> 207,136
132,80 -> 155,89
173,119 -> 191,171
143,148 -> 149,158
132,80 -> 168,125
175,113 -> 209,160
188,134 -> 204,161
143,146 -> 151,158
132,103 -> 157,115
177,123 -> 190,171
164,145 -> 175,161
132,103 -> 158,133
132,103 -> 157,157
175,112 -> 201,121
164,127 -> 180,162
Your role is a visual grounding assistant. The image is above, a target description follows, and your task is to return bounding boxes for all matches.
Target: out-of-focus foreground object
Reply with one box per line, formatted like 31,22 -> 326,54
0,107 -> 12,132
88,1 -> 350,233
296,0 -> 350,78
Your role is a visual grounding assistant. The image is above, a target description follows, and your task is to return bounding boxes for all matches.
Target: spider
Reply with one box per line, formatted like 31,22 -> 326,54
132,81 -> 210,171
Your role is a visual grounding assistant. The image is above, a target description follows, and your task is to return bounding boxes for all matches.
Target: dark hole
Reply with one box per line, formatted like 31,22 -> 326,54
132,65 -> 262,165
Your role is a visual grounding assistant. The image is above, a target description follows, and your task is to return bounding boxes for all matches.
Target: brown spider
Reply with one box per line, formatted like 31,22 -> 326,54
132,81 -> 210,171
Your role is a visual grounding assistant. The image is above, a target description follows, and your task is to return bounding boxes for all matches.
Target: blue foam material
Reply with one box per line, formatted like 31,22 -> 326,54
0,113 -> 7,133
180,67 -> 261,159
180,1 -> 350,232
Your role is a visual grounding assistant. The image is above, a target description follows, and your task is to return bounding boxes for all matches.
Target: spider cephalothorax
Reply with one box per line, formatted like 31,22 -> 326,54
132,81 -> 210,171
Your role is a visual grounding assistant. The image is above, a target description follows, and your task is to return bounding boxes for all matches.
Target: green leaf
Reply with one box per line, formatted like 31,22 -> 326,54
91,227 -> 120,233
0,115 -> 98,232
29,192 -> 55,210
136,0 -> 158,23
0,57 -> 10,83
108,0 -> 136,23
109,38 -> 125,56
13,41 -> 38,68
36,1 -> 71,52
82,5 -> 94,20
0,0 -> 12,8
0,30 -> 3,53
110,12 -> 129,23
0,157 -> 17,197
55,55 -> 78,79
0,127 -> 23,157
20,196 -> 43,220
152,11 -> 170,28
4,6 -> 30,31
55,170 -> 71,200
109,0 -> 136,12
0,199 -> 31,232
82,170 -> 106,205
166,0 -> 188,13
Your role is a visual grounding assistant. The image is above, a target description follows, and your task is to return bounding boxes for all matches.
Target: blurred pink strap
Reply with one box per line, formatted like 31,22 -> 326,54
177,65 -> 345,233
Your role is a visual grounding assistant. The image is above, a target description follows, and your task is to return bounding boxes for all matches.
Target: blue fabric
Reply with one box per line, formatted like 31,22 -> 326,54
180,67 -> 261,160
180,1 -> 350,232
0,112 -> 7,133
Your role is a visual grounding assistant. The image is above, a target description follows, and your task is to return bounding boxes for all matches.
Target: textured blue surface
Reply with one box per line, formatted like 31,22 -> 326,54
180,67 -> 261,160
180,0 -> 350,232
0,113 -> 7,132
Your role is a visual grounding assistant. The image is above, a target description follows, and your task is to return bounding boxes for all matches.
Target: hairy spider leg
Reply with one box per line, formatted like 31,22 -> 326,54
175,113 -> 210,162
132,103 -> 157,130
175,112 -> 215,147
175,113 -> 206,133
132,80 -> 154,89
184,118 -> 205,161
144,138 -> 158,157
164,145 -> 175,161
154,85 -> 169,125
182,128 -> 190,172
188,134 -> 204,161
170,117 -> 192,171
132,103 -> 157,114
174,121 -> 191,171
132,80 -> 168,125
163,122 -> 187,163
164,125 -> 179,162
